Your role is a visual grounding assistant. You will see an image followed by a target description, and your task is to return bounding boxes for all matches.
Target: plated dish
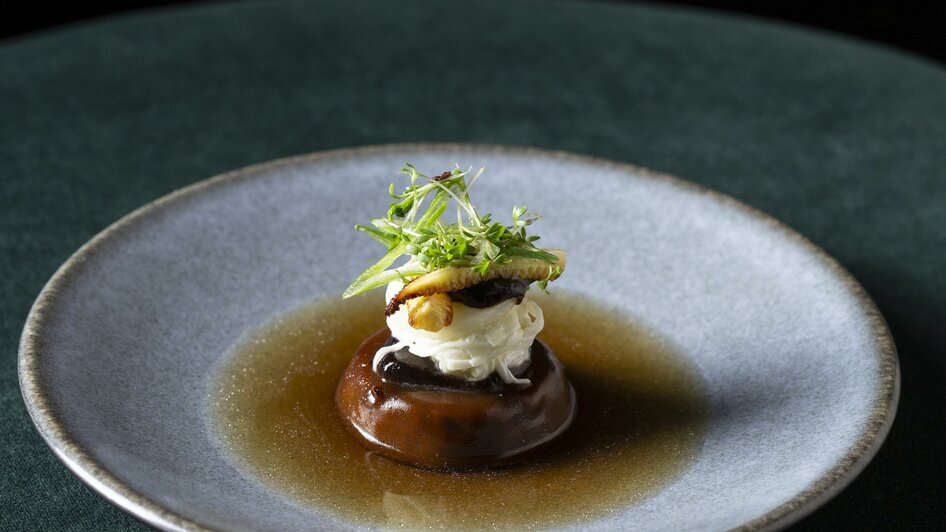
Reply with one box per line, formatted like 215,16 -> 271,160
19,144 -> 898,530
335,164 -> 574,470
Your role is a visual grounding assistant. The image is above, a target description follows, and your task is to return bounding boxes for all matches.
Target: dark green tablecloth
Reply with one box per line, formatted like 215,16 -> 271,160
2,0 -> 944,529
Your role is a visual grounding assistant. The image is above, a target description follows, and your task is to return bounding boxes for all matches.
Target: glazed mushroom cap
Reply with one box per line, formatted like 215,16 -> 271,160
335,328 -> 576,470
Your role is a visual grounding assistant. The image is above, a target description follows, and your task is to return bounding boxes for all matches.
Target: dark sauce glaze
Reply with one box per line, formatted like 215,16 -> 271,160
212,292 -> 709,529
375,336 -> 530,392
449,277 -> 531,308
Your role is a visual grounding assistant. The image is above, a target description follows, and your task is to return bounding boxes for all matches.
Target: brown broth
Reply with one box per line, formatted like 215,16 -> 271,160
211,292 -> 709,529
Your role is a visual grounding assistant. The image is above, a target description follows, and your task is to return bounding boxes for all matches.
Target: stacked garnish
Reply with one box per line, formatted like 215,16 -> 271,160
335,165 -> 576,469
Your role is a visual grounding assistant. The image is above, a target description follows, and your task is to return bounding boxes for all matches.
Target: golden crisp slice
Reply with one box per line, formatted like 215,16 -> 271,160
386,249 -> 565,316
406,293 -> 455,332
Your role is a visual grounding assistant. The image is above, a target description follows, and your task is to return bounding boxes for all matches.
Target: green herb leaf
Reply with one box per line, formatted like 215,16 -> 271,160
343,243 -> 408,298
343,164 -> 562,297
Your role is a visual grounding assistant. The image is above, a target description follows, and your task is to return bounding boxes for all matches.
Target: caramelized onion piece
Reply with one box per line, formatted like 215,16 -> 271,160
406,294 -> 454,332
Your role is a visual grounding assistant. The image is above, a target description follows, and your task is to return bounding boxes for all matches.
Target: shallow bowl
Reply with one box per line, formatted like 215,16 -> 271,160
19,144 -> 898,530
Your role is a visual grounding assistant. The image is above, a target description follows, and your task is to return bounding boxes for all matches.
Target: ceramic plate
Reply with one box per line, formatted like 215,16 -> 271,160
19,144 -> 898,531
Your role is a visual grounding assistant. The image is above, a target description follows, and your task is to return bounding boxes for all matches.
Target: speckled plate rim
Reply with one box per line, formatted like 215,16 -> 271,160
18,143 -> 899,532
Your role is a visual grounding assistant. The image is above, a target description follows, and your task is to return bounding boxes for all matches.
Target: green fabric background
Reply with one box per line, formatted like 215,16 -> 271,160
2,0 -> 944,529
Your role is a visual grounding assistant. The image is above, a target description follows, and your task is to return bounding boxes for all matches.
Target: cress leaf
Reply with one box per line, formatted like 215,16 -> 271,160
343,164 -> 562,297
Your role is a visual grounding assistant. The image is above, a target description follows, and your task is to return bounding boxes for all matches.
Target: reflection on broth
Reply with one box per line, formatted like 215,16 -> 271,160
211,292 -> 708,529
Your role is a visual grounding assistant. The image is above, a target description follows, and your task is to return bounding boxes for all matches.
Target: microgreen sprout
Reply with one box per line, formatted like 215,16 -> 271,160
343,164 -> 560,298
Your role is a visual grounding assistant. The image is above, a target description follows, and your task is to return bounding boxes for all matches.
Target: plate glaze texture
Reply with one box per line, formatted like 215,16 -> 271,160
19,144 -> 898,531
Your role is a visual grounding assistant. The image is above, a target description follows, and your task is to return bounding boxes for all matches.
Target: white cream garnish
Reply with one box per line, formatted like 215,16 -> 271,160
374,280 -> 544,384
